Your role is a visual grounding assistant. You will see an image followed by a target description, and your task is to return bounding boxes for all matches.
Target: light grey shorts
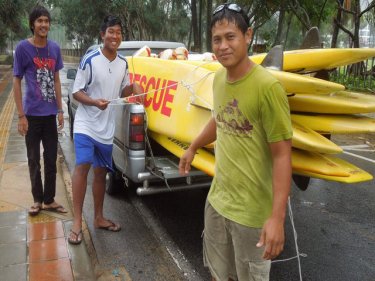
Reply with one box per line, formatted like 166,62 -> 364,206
203,201 -> 271,281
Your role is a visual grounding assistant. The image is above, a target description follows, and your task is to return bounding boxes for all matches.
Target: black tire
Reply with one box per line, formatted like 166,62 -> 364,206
68,105 -> 74,139
105,170 -> 123,195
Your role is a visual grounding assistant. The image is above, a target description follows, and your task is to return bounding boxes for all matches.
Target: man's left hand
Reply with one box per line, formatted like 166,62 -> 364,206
256,217 -> 285,260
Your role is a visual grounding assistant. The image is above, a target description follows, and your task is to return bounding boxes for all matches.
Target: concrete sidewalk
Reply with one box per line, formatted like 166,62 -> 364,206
0,69 -> 96,281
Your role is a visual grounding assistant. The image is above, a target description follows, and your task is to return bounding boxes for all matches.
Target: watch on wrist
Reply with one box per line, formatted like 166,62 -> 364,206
57,109 -> 64,114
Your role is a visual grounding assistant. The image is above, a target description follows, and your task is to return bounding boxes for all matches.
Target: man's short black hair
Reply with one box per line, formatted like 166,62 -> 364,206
29,5 -> 51,34
100,15 -> 123,33
211,3 -> 249,34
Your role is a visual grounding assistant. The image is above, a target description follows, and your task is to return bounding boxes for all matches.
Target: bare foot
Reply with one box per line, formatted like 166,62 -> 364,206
94,219 -> 121,232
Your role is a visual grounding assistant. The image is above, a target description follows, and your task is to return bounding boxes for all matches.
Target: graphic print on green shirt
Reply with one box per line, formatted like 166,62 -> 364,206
216,98 -> 254,137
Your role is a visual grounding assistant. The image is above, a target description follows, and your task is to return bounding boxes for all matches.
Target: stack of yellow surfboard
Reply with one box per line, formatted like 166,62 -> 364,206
126,47 -> 375,185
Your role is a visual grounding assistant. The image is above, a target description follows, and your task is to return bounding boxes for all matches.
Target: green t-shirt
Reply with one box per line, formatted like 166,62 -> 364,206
208,64 -> 293,228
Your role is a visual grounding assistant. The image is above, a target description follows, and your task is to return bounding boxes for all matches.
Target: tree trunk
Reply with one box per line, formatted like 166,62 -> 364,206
191,0 -> 199,52
352,0 -> 360,48
284,12 -> 293,49
188,20 -> 193,50
273,5 -> 285,47
198,0 -> 203,52
331,5 -> 342,48
317,0 -> 329,28
206,0 -> 212,51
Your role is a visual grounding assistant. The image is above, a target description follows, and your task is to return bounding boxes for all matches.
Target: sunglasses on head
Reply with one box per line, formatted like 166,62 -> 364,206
213,3 -> 243,15
213,3 -> 249,25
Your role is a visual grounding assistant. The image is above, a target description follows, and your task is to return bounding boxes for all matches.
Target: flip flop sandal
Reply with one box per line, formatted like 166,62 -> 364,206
68,229 -> 82,245
43,204 -> 68,214
96,220 -> 121,232
28,204 -> 42,216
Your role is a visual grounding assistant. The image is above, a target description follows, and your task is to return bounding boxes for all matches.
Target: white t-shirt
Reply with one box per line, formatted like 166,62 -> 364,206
72,48 -> 129,144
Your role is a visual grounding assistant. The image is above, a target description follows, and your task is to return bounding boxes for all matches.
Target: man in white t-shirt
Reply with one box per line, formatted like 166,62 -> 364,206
68,15 -> 142,245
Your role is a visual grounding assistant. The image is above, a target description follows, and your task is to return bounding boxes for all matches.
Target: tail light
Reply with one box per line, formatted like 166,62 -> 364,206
129,113 -> 145,150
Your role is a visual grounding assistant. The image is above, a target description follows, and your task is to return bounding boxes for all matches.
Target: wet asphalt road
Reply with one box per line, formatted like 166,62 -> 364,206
59,64 -> 375,281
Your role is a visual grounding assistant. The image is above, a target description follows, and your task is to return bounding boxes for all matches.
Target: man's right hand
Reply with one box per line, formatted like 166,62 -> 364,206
179,118 -> 217,175
18,116 -> 28,136
178,147 -> 196,175
95,99 -> 110,110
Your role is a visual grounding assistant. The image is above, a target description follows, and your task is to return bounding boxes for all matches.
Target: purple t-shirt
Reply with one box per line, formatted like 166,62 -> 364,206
13,39 -> 64,116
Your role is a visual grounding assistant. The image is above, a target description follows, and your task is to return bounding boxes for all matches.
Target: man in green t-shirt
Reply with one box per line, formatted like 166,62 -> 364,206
179,3 -> 293,281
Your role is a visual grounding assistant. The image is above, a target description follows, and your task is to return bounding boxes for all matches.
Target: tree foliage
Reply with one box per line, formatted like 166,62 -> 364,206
0,0 -> 58,51
332,0 -> 375,48
2,0 -> 375,54
50,0 -> 191,51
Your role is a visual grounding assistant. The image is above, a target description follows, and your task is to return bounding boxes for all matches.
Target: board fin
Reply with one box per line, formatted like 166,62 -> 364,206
300,27 -> 331,78
300,27 -> 322,49
260,45 -> 284,71
293,174 -> 310,191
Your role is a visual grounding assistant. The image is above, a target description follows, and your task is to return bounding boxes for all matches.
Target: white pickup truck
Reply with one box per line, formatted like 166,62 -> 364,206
66,41 -> 212,196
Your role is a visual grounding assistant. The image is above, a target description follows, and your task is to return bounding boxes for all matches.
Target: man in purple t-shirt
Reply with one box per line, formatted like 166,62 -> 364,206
13,5 -> 67,216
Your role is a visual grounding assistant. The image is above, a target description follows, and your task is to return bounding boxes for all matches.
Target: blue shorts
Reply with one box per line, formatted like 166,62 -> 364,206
74,133 -> 113,171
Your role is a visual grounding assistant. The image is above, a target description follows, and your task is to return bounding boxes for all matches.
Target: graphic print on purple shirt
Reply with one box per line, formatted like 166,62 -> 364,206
34,57 -> 56,102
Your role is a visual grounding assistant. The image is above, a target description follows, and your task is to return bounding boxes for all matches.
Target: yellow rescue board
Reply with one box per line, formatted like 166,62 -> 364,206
293,153 -> 373,183
148,133 -> 372,183
127,57 -> 214,144
184,60 -> 344,95
149,131 -> 215,176
291,113 -> 375,134
251,48 -> 375,73
292,121 -> 342,154
269,70 -> 344,95
292,149 -> 349,177
127,57 -> 343,154
289,91 -> 375,114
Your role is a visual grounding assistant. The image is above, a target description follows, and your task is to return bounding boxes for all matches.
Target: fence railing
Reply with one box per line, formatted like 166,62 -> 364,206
61,48 -> 85,58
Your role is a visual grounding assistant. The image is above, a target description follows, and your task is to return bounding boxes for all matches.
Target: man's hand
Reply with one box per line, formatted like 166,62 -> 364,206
178,147 -> 196,175
130,83 -> 144,104
123,83 -> 144,104
57,112 -> 64,130
18,116 -> 28,136
256,216 -> 285,260
95,99 -> 110,110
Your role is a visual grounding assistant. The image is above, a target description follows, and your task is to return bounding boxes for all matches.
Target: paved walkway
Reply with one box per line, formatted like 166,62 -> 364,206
0,66 -> 96,281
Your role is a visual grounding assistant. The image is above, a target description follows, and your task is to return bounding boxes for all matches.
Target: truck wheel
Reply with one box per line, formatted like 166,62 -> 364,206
106,171 -> 121,195
68,106 -> 74,139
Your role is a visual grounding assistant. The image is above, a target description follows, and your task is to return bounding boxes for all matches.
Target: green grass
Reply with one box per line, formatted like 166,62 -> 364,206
0,54 -> 7,62
0,55 -> 13,65
330,73 -> 375,92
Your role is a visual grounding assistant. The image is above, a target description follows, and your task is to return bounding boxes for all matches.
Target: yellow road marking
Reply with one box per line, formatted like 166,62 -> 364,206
0,89 -> 16,177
